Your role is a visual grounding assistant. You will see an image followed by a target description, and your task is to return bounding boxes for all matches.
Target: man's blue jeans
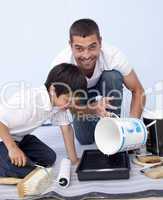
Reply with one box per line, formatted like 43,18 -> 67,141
73,70 -> 123,145
0,135 -> 56,178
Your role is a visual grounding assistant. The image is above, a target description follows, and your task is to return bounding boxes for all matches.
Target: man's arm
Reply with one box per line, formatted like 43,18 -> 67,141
60,124 -> 79,165
123,70 -> 146,118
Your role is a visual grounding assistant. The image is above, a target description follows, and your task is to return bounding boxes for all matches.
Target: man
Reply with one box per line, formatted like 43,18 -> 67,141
51,18 -> 145,145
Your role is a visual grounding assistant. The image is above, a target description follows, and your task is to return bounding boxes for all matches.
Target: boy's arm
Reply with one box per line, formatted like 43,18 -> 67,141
0,122 -> 27,167
60,124 -> 79,165
70,96 -> 115,117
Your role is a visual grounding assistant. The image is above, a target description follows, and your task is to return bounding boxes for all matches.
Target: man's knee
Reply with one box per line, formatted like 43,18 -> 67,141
98,70 -> 123,100
74,126 -> 94,145
98,70 -> 123,116
77,136 -> 94,145
73,120 -> 96,145
100,70 -> 123,88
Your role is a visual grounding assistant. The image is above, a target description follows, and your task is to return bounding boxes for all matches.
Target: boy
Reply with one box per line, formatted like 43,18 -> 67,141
0,63 -> 87,178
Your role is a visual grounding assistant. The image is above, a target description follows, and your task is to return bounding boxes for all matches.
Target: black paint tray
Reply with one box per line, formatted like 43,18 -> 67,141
76,149 -> 130,181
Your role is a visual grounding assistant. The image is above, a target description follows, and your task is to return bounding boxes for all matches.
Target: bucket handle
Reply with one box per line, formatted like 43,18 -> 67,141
110,113 -> 156,130
110,112 -> 120,118
109,113 -> 156,128
146,120 -> 156,128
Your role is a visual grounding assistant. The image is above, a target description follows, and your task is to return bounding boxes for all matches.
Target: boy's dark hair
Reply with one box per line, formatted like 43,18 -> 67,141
45,63 -> 87,97
69,18 -> 100,41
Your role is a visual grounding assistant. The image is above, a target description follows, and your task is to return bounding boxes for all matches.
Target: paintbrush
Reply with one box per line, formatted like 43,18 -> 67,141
0,177 -> 22,185
17,160 -> 54,198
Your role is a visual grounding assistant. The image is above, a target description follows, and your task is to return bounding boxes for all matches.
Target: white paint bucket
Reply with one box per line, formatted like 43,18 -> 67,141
95,117 -> 148,155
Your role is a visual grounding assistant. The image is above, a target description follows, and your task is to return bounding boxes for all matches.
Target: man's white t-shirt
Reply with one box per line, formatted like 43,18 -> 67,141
51,45 -> 132,88
0,85 -> 72,142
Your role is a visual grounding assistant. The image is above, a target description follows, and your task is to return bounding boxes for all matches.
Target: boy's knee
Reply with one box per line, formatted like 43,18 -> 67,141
46,149 -> 56,166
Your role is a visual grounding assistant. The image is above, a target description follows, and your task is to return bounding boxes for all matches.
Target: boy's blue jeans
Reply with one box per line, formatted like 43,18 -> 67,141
73,70 -> 123,145
0,135 -> 56,178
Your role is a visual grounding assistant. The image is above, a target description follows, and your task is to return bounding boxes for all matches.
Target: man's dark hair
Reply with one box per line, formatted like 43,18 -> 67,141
69,18 -> 100,41
45,63 -> 87,97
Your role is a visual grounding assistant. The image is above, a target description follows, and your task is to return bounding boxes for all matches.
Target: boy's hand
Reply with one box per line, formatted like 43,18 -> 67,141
8,145 -> 27,167
71,157 -> 80,166
89,97 -> 117,117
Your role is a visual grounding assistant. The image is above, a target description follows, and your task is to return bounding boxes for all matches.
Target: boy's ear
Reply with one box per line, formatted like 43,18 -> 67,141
49,85 -> 55,96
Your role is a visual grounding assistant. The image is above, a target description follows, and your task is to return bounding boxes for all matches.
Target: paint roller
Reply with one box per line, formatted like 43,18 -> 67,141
56,158 -> 71,188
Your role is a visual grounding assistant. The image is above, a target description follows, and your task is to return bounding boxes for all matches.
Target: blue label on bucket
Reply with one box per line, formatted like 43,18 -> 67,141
126,127 -> 134,133
118,119 -> 146,152
134,122 -> 142,133
126,121 -> 142,134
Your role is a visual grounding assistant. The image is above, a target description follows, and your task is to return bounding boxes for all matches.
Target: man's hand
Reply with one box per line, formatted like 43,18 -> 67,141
89,96 -> 117,117
8,145 -> 27,167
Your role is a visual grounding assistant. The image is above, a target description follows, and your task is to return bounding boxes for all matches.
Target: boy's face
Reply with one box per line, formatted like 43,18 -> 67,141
50,88 -> 72,110
49,85 -> 72,109
70,34 -> 101,72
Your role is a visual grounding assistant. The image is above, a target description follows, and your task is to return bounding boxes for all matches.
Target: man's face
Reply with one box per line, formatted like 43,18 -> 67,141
70,34 -> 101,71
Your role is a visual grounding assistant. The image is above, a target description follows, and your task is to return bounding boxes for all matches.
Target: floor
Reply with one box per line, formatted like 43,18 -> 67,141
1,125 -> 163,200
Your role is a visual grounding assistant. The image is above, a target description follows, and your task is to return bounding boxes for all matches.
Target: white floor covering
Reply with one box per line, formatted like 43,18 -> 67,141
1,126 -> 163,200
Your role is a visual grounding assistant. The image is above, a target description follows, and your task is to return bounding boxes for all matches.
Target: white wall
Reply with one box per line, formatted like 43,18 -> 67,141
0,0 -> 163,109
